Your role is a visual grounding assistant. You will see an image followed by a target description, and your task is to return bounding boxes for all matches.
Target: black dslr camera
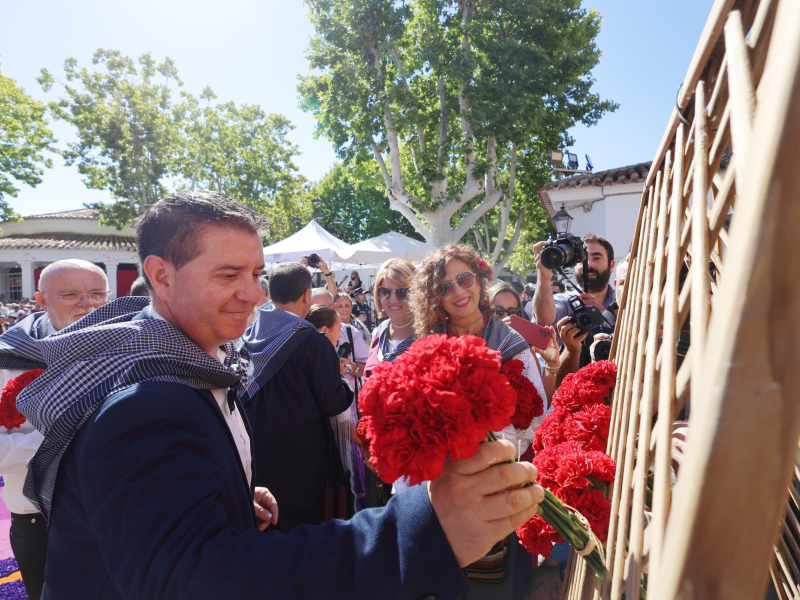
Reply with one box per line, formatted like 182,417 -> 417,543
307,253 -> 321,267
593,335 -> 613,362
540,233 -> 586,270
567,296 -> 605,334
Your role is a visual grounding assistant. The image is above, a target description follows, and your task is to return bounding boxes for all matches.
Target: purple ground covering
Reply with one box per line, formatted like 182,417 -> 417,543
0,580 -> 25,599
0,558 -> 17,579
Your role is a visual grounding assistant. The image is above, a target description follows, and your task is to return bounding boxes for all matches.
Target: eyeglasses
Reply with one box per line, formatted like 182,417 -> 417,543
377,286 -> 409,302
42,291 -> 109,305
491,305 -> 523,318
437,272 -> 476,297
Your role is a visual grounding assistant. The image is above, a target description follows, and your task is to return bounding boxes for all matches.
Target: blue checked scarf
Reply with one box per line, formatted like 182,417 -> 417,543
15,296 -> 248,521
237,308 -> 315,404
375,319 -> 415,364
0,311 -> 51,370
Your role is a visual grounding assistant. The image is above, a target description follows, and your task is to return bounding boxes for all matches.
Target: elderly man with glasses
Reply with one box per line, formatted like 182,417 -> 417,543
0,259 -> 109,600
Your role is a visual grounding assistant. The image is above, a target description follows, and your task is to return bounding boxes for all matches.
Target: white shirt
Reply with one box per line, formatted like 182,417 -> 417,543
146,306 -> 252,486
0,318 -> 55,514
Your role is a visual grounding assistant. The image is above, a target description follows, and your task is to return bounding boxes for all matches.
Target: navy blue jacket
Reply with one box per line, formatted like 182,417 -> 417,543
43,381 -> 469,599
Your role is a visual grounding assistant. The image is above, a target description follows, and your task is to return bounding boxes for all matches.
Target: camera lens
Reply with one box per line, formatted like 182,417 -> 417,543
541,245 -> 572,270
308,254 -> 319,267
574,312 -> 595,330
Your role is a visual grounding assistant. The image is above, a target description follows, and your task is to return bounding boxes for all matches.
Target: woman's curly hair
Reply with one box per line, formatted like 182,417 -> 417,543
409,243 -> 492,338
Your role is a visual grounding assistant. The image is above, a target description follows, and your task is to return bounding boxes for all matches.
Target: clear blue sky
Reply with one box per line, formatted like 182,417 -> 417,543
1,0 -> 714,217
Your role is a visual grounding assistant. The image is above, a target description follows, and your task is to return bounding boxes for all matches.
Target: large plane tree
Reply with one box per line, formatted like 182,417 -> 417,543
299,0 -> 616,265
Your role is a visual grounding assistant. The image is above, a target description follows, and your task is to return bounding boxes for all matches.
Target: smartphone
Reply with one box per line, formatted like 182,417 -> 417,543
507,315 -> 552,350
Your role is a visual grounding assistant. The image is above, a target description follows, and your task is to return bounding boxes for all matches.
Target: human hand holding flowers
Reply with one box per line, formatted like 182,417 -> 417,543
428,439 -> 544,567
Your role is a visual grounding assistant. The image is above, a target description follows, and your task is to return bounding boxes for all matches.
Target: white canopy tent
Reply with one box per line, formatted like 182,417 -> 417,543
336,231 -> 435,265
262,220 -> 377,270
263,220 -> 349,266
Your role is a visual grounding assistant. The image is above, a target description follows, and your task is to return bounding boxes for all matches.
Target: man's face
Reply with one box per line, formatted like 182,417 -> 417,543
615,261 -> 629,304
35,268 -> 110,331
551,283 -> 561,295
574,242 -> 614,293
355,293 -> 366,304
151,225 -> 265,354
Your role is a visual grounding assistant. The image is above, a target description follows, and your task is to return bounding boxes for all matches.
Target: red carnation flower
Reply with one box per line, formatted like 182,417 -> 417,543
500,359 -> 544,430
356,416 -> 373,454
357,334 -> 517,485
0,369 -> 44,430
516,514 -> 563,559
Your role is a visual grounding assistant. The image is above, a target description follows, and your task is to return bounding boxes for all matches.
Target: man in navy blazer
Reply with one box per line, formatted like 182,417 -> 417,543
36,191 -> 545,599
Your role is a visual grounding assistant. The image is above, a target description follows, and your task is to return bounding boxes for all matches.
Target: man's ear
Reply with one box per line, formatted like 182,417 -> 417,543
304,288 -> 312,305
143,255 -> 175,302
34,291 -> 47,312
610,259 -> 616,273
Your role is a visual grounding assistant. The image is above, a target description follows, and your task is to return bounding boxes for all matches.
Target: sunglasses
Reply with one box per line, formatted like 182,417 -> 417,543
377,286 -> 409,302
438,271 -> 476,297
491,306 -> 523,318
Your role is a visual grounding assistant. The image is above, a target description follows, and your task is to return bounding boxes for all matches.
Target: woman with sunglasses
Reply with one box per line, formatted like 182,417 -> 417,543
489,282 -> 559,403
358,259 -> 416,508
409,244 -> 545,599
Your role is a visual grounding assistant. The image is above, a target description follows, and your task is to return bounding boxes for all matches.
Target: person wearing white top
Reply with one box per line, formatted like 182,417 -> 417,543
0,259 -> 109,600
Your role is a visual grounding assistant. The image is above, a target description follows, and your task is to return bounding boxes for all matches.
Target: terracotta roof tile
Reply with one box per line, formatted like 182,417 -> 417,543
541,161 -> 653,191
0,233 -> 137,251
21,208 -> 99,220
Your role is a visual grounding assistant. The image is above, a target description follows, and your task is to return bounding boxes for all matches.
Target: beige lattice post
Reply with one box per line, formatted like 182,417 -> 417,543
652,1 -> 800,597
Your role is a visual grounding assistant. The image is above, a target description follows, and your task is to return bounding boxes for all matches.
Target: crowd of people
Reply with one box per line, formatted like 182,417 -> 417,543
0,189 -> 632,600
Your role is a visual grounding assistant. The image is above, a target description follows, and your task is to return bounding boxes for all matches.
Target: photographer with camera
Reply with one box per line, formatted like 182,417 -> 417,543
300,254 -> 339,297
532,233 -> 617,372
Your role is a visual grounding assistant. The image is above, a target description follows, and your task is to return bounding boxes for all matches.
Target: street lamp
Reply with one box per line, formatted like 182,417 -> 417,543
552,204 -> 573,235
292,217 -> 302,225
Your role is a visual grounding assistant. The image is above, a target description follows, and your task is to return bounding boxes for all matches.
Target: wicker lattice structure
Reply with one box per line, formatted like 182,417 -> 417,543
561,0 -> 800,597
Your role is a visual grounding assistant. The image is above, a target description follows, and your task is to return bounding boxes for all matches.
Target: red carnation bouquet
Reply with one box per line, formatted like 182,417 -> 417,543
0,369 -> 44,430
358,334 -> 618,582
515,360 -> 618,581
357,334 -> 517,485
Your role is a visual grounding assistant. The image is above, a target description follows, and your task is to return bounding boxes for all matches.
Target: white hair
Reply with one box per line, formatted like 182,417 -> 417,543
38,259 -> 108,291
310,287 -> 334,301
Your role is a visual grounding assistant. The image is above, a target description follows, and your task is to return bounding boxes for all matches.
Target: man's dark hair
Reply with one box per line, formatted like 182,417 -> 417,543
552,281 -> 565,293
129,276 -> 150,297
582,233 -> 614,263
135,190 -> 265,288
269,263 -> 312,304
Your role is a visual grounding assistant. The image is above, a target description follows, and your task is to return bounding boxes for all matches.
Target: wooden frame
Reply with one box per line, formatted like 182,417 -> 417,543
562,0 -> 800,597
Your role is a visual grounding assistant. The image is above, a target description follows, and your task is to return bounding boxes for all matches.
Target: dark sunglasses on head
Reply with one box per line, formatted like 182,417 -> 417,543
377,286 -> 410,302
491,305 -> 523,318
438,271 -> 476,297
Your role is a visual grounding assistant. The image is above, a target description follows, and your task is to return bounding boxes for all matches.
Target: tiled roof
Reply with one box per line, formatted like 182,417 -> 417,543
0,233 -> 137,251
538,161 -> 652,220
541,162 -> 652,191
21,208 -> 99,220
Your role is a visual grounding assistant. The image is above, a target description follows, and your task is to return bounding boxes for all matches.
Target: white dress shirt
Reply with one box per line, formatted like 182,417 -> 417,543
146,306 -> 252,485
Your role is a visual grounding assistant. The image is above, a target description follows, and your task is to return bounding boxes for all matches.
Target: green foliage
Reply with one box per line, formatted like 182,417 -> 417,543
39,50 -> 184,229
176,96 -> 301,215
41,50 -> 307,231
311,162 -> 424,243
0,63 -> 56,221
299,0 -> 617,252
